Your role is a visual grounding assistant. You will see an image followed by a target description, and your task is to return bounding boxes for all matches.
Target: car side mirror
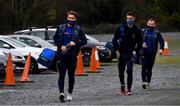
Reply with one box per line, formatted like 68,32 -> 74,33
3,44 -> 11,49
35,43 -> 42,48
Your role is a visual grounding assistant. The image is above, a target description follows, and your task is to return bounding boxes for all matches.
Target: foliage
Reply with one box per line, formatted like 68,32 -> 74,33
0,0 -> 179,34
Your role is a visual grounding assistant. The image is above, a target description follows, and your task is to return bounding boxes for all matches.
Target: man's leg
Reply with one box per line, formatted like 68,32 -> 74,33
118,54 -> 126,94
57,55 -> 67,102
141,55 -> 148,82
67,58 -> 77,94
126,56 -> 134,91
58,60 -> 66,93
118,57 -> 126,86
147,56 -> 155,84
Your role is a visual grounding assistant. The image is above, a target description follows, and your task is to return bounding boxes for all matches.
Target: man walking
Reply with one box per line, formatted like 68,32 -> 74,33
113,11 -> 143,95
54,10 -> 87,102
141,18 -> 164,89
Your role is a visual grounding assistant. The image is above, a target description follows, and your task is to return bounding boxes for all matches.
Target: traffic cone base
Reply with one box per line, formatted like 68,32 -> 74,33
75,73 -> 88,76
86,70 -> 101,73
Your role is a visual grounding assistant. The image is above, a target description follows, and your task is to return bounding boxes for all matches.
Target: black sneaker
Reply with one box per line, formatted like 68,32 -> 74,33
120,85 -> 126,95
59,93 -> 65,102
142,82 -> 147,89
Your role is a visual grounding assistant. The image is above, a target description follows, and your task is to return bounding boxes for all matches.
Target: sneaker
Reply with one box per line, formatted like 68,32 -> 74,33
67,93 -> 73,101
142,82 -> 147,89
146,83 -> 150,89
120,85 -> 126,95
59,93 -> 65,102
127,89 -> 132,96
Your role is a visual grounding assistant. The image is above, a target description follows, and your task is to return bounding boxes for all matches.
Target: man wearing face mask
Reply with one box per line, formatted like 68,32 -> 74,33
113,11 -> 143,95
54,10 -> 87,102
141,18 -> 164,89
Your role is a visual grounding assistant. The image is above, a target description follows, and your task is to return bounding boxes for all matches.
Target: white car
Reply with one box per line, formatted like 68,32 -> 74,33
0,35 -> 45,73
0,49 -> 26,71
9,35 -> 57,51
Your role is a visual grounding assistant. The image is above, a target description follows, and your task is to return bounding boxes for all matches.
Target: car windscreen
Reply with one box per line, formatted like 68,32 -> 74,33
1,37 -> 29,47
48,31 -> 56,40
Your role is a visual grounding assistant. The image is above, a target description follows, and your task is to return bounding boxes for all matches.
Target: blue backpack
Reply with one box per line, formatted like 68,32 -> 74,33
37,48 -> 57,69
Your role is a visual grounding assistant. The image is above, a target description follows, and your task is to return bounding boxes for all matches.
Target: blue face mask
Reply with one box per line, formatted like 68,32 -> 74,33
67,20 -> 76,26
148,26 -> 154,30
127,19 -> 135,26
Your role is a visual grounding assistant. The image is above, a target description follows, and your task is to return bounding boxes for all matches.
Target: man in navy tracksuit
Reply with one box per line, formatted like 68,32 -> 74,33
141,18 -> 164,89
54,10 -> 87,102
113,12 -> 143,95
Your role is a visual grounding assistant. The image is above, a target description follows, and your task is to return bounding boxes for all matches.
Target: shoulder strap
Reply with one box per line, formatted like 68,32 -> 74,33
58,24 -> 66,35
142,28 -> 148,41
119,25 -> 125,33
154,29 -> 159,38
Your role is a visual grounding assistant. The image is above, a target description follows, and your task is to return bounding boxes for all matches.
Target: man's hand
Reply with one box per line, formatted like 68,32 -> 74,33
159,49 -> 163,55
116,51 -> 120,59
133,51 -> 136,56
61,45 -> 67,53
70,41 -> 76,46
142,42 -> 147,48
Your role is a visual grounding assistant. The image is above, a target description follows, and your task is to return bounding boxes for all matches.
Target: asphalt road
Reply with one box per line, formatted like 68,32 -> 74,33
0,62 -> 179,105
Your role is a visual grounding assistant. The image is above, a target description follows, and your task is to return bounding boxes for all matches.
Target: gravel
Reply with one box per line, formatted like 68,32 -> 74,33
0,32 -> 179,105
0,62 -> 179,105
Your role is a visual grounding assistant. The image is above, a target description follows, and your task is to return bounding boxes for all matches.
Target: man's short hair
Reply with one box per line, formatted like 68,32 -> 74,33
67,10 -> 78,18
148,18 -> 155,22
127,11 -> 136,17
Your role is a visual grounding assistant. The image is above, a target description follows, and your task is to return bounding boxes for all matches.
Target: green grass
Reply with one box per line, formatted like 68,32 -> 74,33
155,54 -> 180,64
155,38 -> 180,64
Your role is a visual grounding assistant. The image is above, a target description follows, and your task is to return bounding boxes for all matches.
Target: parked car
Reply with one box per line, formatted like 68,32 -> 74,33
0,35 -> 45,73
14,28 -> 112,66
0,49 -> 26,71
9,35 -> 56,50
0,55 -> 6,80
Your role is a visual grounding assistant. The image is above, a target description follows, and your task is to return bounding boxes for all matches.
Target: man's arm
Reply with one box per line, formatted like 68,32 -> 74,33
113,27 -> 121,51
135,29 -> 143,52
157,31 -> 164,50
75,28 -> 87,47
54,25 -> 63,47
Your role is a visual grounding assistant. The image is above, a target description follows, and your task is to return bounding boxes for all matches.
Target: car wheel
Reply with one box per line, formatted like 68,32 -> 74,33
0,69 -> 5,80
29,57 -> 39,74
81,48 -> 92,67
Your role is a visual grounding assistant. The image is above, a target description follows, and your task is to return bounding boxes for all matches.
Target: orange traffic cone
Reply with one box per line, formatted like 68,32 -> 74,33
87,48 -> 101,73
75,50 -> 88,76
4,53 -> 16,86
163,37 -> 169,56
19,53 -> 34,83
95,47 -> 100,69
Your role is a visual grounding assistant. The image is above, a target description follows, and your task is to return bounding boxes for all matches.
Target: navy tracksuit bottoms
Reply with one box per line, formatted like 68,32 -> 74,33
141,54 -> 156,83
118,53 -> 134,90
57,53 -> 77,94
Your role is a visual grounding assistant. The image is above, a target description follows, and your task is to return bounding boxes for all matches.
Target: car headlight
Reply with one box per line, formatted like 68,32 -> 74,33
3,52 -> 22,59
96,45 -> 106,50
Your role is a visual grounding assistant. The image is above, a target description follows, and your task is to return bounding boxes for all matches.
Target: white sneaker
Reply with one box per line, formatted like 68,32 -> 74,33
146,83 -> 150,89
66,93 -> 73,101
